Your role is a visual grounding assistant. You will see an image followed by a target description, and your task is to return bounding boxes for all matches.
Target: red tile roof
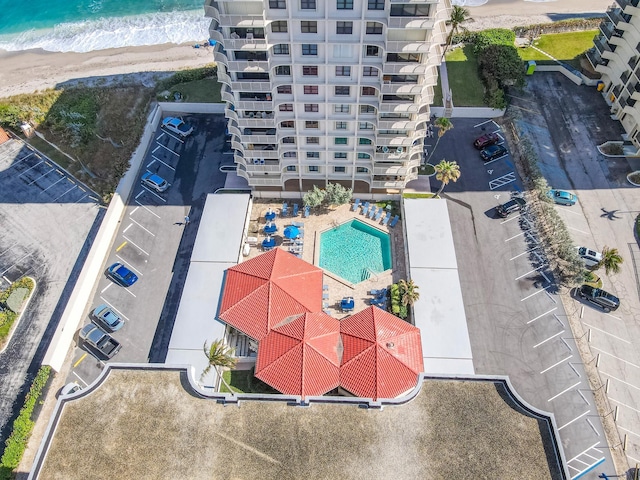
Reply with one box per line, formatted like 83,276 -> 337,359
219,249 -> 323,340
255,312 -> 341,398
340,306 -> 424,400
0,127 -> 10,145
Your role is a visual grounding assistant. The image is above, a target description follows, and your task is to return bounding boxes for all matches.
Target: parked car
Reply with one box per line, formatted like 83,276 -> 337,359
576,246 -> 602,268
480,144 -> 507,162
161,116 -> 193,138
79,324 -> 122,359
473,132 -> 500,149
495,197 -> 526,218
59,382 -> 82,397
106,262 -> 138,287
92,304 -> 125,332
577,284 -> 620,312
547,189 -> 577,206
141,172 -> 169,193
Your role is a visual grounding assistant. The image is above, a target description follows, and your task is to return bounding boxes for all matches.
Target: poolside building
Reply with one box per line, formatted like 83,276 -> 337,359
205,0 -> 450,192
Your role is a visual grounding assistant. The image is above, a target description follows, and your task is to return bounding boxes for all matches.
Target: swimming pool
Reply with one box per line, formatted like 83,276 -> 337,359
319,219 -> 392,284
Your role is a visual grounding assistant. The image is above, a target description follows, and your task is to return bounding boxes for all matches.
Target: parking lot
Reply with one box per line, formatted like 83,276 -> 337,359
0,137 -> 101,444
432,116 -> 612,478
67,113 -> 230,388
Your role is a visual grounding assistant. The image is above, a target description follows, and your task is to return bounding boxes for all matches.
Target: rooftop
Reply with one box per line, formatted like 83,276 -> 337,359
32,367 -> 564,480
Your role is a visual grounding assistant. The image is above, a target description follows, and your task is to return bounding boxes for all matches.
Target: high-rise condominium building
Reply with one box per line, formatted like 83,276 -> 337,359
587,0 -> 640,154
205,0 -> 450,192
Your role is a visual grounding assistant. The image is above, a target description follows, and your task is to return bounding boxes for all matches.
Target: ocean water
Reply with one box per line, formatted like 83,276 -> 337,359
0,0 -> 210,53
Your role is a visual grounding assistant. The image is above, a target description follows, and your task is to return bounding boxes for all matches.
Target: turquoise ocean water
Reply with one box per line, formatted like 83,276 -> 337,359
0,0 -> 210,52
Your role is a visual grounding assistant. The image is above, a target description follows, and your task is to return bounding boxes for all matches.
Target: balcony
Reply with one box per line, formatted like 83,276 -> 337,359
231,81 -> 271,92
387,17 -> 435,30
382,63 -> 429,75
616,0 -> 640,8
235,100 -> 273,110
606,6 -> 631,26
381,82 -> 423,95
218,13 -> 265,28
385,41 -> 432,53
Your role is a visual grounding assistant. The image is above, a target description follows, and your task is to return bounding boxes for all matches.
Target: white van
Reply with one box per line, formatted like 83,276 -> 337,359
576,246 -> 602,268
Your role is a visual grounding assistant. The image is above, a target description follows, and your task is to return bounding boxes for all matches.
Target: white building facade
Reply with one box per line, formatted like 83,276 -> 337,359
205,0 -> 450,192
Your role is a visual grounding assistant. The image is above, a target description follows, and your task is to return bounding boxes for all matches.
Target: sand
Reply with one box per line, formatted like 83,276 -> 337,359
0,0 -> 614,98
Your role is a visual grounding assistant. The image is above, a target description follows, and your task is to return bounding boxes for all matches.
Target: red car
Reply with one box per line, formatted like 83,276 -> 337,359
473,132 -> 500,149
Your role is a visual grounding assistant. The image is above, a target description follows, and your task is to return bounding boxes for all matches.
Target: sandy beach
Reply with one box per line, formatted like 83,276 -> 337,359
0,0 -> 614,98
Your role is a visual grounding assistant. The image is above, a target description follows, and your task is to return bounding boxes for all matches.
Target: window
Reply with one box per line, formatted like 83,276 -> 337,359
337,0 -> 353,9
368,0 -> 384,9
358,153 -> 371,159
357,167 -> 369,173
335,66 -> 351,76
333,45 -> 352,58
301,0 -> 316,9
361,86 -> 376,96
284,151 -> 297,158
301,21 -> 317,33
279,104 -> 293,112
286,165 -> 297,172
366,45 -> 379,57
303,66 -> 318,76
277,85 -> 292,94
359,122 -> 374,130
307,152 -> 320,159
305,121 -> 319,128
336,21 -> 353,34
308,165 -> 319,172
335,137 -> 348,145
307,137 -> 319,144
366,22 -> 383,34
304,85 -> 319,94
271,21 -> 288,33
334,166 -> 346,173
387,53 -> 420,63
359,138 -> 372,145
335,86 -> 350,96
334,104 -> 350,113
275,65 -> 291,75
360,105 -> 376,113
335,152 -> 347,159
273,44 -> 290,55
302,44 -> 318,55
363,66 -> 378,77
269,0 -> 286,8
305,104 -> 319,112
281,121 -> 294,128
335,121 -> 347,130
390,4 -> 430,16
282,137 -> 295,144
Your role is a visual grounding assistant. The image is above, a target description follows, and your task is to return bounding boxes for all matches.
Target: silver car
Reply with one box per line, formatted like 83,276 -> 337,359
141,172 -> 169,193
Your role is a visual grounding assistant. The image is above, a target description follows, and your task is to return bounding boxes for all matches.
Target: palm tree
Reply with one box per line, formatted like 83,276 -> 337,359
443,6 -> 473,59
425,117 -> 453,164
201,339 -> 237,392
598,246 -> 623,276
398,279 -> 420,306
434,159 -> 461,196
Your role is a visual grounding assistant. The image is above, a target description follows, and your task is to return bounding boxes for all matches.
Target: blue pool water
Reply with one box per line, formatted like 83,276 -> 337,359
319,219 -> 392,284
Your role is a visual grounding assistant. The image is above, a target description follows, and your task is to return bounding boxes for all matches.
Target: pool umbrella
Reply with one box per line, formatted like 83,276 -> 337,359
283,225 -> 300,239
264,222 -> 277,234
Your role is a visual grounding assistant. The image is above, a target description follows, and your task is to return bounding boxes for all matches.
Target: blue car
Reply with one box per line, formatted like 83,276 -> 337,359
106,262 -> 138,287
547,189 -> 577,206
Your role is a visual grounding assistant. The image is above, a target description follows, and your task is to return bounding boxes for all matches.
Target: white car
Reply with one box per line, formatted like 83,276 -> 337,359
60,382 -> 82,397
576,246 -> 602,268
161,117 -> 193,138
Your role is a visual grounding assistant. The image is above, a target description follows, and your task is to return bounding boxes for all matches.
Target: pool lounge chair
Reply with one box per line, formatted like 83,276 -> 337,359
374,209 -> 383,222
282,203 -> 288,217
361,204 -> 371,217
368,206 -> 378,219
293,203 -> 299,216
323,284 -> 329,291
303,205 -> 310,217
369,288 -> 386,296
323,292 -> 330,300
292,221 -> 304,227
382,213 -> 391,226
352,199 -> 361,212
389,215 -> 400,228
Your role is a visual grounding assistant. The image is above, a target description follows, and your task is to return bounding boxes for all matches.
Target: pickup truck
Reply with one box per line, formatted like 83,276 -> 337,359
79,324 -> 122,359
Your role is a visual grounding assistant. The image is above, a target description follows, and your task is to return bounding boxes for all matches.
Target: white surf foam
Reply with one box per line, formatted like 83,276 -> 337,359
0,10 -> 211,53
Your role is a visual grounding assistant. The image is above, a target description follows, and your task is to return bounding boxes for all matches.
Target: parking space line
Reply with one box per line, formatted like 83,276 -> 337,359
534,330 -> 565,348
484,156 -> 509,167
540,355 -> 572,374
52,185 -> 78,202
628,454 -> 640,465
556,207 -> 582,216
500,214 -> 521,225
18,159 -> 44,177
545,291 -> 557,303
474,119 -> 493,128
130,206 -> 140,215
134,201 -> 161,219
618,426 -> 640,439
566,443 -> 603,465
586,418 -> 600,437
592,346 -> 640,368
604,312 -> 623,322
115,254 -> 143,276
548,381 -> 581,402
135,190 -> 145,200
600,371 -> 640,391
0,251 -> 34,275
74,193 -> 90,203
558,410 -> 590,431
515,264 -> 546,280
567,226 -> 590,235
610,397 -> 640,414
39,175 -> 66,193
123,224 -> 133,234
72,371 -> 90,387
527,307 -> 558,324
577,389 -> 590,406
156,132 -> 166,141
583,323 -> 631,344
116,241 -> 127,252
489,171 -> 515,189
73,353 -> 87,368
510,247 -> 539,261
27,167 -> 55,185
129,218 -> 156,237
98,297 -> 130,321
152,145 -> 161,154
162,130 -> 184,143
505,231 -> 525,242
140,185 -> 167,203
521,285 -> 550,301
122,287 -> 137,298
122,235 -> 149,256
101,283 -> 113,294
156,142 -> 179,156
151,154 -> 176,171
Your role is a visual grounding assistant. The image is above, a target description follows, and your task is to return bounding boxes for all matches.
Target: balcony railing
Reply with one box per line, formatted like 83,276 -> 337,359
616,0 -> 640,8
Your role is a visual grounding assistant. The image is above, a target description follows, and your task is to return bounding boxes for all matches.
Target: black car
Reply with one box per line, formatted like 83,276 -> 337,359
495,197 -> 526,218
480,144 -> 507,162
577,284 -> 620,312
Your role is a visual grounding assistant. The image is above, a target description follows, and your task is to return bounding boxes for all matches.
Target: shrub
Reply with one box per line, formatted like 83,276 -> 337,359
473,29 -> 516,54
390,283 -> 401,315
323,182 -> 352,207
156,65 -> 217,92
303,185 -> 325,208
478,44 -> 525,88
0,366 -> 51,477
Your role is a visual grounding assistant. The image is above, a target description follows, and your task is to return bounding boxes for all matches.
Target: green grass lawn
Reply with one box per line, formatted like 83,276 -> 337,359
432,74 -> 443,107
163,77 -> 222,103
518,30 -> 598,68
444,45 -> 486,107
220,369 -> 279,394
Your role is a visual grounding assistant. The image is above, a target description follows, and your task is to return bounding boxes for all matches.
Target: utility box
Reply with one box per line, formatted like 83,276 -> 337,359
526,61 -> 537,75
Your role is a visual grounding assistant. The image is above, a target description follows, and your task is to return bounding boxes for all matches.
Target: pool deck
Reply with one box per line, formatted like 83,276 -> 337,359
245,201 -> 406,320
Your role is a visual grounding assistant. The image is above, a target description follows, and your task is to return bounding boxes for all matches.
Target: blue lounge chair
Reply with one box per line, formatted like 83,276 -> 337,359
371,288 -> 387,298
323,284 -> 329,291
293,203 -> 299,216
303,205 -> 310,217
292,221 -> 304,227
382,213 -> 391,226
368,206 -> 378,219
282,203 -> 288,217
352,199 -> 361,212
323,292 -> 330,300
374,208 -> 383,222
361,204 -> 371,217
389,215 -> 400,228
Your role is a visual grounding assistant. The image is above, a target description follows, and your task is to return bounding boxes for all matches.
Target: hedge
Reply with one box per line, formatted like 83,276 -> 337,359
0,277 -> 35,347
